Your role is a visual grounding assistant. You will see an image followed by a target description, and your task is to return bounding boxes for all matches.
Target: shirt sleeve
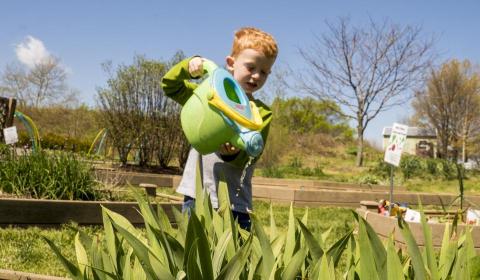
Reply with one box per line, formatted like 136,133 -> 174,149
161,57 -> 199,106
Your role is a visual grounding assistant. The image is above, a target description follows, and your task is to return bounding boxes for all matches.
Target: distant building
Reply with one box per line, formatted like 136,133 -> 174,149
382,127 -> 437,158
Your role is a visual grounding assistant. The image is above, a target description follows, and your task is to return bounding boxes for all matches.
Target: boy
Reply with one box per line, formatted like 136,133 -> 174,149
161,27 -> 278,230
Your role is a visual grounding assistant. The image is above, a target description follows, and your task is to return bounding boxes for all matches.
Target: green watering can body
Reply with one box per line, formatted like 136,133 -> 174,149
180,59 -> 264,157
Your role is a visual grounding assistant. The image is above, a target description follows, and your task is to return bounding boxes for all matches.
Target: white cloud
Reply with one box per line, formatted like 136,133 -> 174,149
15,36 -> 53,68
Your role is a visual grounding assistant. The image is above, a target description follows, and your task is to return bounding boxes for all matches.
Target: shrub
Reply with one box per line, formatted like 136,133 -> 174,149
261,166 -> 284,178
371,160 -> 391,178
400,155 -> 422,179
345,146 -> 357,156
0,146 -> 101,200
425,158 -> 439,175
357,174 -> 380,185
441,159 -> 457,180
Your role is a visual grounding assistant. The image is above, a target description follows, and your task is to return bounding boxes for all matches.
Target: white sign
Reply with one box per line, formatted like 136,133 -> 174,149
404,208 -> 421,223
384,123 -> 408,166
467,209 -> 480,225
3,126 -> 18,145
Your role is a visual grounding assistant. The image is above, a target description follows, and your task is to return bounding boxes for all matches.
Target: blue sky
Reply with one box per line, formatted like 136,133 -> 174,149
1,0 -> 479,142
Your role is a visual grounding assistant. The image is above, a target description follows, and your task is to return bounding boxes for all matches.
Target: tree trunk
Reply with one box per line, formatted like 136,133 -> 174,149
356,126 -> 364,167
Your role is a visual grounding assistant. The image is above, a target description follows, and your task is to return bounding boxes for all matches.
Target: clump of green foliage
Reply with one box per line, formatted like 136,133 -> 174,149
0,145 -> 101,200
371,155 -> 459,181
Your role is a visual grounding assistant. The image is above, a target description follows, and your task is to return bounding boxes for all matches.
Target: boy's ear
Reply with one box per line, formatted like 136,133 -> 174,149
225,56 -> 235,72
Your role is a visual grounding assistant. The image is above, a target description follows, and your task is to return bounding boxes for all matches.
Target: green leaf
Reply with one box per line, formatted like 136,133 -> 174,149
438,222 -> 456,278
216,234 -> 253,280
269,203 -> 278,240
75,232 -> 89,277
43,236 -> 83,280
352,210 -> 387,278
184,213 -> 214,280
281,248 -> 307,280
106,209 -> 174,280
283,203 -> 296,266
357,217 -> 379,280
418,199 -> 439,280
251,213 -> 275,279
326,229 -> 353,266
318,255 -> 334,280
133,256 -> 147,280
172,206 -> 188,246
212,229 -> 233,277
386,236 -> 404,280
271,233 -> 286,259
397,216 -> 427,280
186,240 -> 203,280
296,218 -> 323,261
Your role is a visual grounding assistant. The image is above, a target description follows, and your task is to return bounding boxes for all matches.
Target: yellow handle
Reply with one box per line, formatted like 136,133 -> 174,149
207,89 -> 263,130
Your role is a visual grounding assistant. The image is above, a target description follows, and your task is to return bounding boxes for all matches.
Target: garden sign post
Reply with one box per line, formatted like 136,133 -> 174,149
384,123 -> 408,205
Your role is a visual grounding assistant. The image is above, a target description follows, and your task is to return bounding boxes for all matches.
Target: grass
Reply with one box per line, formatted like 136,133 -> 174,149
0,200 -> 355,277
0,224 -> 101,277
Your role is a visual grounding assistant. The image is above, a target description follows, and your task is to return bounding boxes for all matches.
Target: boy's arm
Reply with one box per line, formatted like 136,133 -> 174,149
161,57 -> 199,106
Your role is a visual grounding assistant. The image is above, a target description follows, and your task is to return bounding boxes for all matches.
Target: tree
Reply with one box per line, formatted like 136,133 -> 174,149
412,59 -> 480,160
97,52 -> 187,167
298,17 -> 435,166
0,57 -> 69,107
273,97 -> 353,138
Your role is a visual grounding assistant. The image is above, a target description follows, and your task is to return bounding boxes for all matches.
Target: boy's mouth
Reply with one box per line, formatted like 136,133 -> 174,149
245,82 -> 257,91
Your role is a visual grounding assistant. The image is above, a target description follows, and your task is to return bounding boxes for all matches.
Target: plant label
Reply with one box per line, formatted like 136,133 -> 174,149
404,208 -> 421,223
467,209 -> 480,225
384,123 -> 408,167
3,126 -> 18,145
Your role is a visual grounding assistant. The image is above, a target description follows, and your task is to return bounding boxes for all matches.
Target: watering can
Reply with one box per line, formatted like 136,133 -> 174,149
180,59 -> 264,157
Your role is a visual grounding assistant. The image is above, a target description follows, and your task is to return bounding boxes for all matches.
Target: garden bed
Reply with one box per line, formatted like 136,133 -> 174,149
356,205 -> 480,251
0,197 -> 180,227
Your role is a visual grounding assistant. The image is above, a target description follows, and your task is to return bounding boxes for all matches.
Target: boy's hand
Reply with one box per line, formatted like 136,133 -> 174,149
219,142 -> 240,156
188,57 -> 204,78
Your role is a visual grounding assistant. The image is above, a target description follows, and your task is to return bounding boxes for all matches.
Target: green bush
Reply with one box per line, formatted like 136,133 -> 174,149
0,147 -> 101,200
357,174 -> 380,185
400,155 -> 423,179
441,159 -> 457,180
425,158 -> 439,175
345,146 -> 357,156
261,166 -> 285,178
370,160 -> 391,178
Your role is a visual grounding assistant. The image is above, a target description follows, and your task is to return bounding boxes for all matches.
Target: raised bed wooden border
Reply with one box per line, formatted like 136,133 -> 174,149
0,198 -> 181,228
0,269 -> 67,280
356,207 -> 480,251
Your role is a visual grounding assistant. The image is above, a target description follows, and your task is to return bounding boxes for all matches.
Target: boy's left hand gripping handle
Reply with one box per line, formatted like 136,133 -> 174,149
201,59 -> 218,75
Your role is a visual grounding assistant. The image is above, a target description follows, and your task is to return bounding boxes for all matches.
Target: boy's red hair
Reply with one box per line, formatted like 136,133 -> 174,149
230,27 -> 278,59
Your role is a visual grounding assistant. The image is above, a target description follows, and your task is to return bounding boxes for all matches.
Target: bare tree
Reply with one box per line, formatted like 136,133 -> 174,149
1,57 -> 68,107
97,53 -> 186,167
0,63 -> 29,105
412,60 -> 480,160
298,17 -> 435,166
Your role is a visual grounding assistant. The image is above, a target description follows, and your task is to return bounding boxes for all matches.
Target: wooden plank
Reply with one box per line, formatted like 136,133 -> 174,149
356,208 -> 480,250
0,198 -> 180,227
94,170 -> 178,187
0,269 -> 67,280
252,185 -> 295,201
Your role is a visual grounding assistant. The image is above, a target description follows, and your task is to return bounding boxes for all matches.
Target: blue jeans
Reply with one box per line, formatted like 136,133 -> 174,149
182,196 -> 251,231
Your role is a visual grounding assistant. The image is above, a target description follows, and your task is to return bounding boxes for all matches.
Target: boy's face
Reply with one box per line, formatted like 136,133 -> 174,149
226,49 -> 275,97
